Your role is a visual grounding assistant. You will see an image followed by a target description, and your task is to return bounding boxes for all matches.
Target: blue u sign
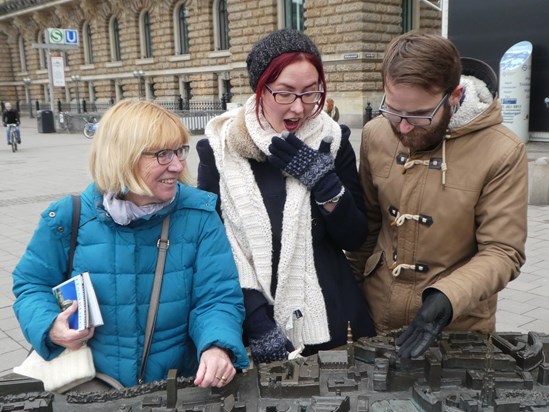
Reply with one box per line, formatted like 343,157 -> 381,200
65,29 -> 79,45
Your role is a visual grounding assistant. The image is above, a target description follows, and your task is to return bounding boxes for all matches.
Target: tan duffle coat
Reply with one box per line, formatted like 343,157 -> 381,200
348,86 -> 528,335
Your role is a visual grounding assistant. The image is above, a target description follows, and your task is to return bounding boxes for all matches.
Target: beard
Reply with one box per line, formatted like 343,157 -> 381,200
392,103 -> 453,153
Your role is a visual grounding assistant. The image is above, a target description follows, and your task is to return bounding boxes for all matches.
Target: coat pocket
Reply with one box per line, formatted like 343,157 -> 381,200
363,250 -> 384,278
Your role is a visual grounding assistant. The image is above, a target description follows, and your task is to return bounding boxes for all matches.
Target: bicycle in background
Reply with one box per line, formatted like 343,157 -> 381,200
6,123 -> 19,152
58,113 -> 98,138
83,116 -> 98,139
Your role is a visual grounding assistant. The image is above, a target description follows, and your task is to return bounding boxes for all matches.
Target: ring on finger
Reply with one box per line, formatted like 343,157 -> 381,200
220,375 -> 227,382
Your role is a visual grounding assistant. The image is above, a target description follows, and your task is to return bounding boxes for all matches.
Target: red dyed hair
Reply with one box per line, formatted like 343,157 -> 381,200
255,52 -> 327,128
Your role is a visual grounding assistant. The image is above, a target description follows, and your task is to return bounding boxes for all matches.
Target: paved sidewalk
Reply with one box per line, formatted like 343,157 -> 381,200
0,118 -> 548,377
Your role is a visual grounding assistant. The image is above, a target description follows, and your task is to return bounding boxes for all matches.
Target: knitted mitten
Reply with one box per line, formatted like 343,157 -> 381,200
249,328 -> 292,364
268,133 -> 335,189
268,133 -> 344,203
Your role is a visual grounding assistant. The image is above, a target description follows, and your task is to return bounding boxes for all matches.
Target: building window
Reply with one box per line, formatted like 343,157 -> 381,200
115,80 -> 123,101
222,78 -> 232,105
83,22 -> 94,64
147,79 -> 156,100
140,10 -> 153,58
285,0 -> 304,31
181,80 -> 192,109
110,16 -> 122,61
183,81 -> 192,99
401,0 -> 413,32
175,3 -> 190,54
213,0 -> 229,50
38,32 -> 47,70
19,35 -> 27,72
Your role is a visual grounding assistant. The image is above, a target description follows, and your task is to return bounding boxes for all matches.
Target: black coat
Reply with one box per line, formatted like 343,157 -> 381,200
197,125 -> 375,355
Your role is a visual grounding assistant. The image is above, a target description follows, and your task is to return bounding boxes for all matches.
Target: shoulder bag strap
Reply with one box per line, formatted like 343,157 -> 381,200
67,195 -> 81,276
138,214 -> 171,384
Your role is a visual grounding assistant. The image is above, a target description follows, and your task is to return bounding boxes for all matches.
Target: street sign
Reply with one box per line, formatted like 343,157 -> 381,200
48,28 -> 64,44
65,30 -> 78,45
47,28 -> 79,45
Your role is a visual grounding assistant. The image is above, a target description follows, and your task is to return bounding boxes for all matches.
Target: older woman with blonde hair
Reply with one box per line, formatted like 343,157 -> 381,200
13,99 -> 248,389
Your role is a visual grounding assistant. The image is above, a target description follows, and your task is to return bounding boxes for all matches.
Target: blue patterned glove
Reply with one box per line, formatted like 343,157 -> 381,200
268,133 -> 344,203
249,327 -> 294,364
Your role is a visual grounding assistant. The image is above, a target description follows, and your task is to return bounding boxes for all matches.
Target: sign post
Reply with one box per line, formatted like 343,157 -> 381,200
499,41 -> 533,143
32,28 -> 79,127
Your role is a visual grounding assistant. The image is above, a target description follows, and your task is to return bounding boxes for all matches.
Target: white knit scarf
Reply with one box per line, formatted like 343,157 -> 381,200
205,95 -> 342,347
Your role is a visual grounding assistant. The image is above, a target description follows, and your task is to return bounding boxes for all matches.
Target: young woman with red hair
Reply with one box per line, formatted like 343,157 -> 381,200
197,29 -> 375,364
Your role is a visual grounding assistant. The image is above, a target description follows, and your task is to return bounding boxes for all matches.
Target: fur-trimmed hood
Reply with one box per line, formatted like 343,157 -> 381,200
448,74 -> 503,138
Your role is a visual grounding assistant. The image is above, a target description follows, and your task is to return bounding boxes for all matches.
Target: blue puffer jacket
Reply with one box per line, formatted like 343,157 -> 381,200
13,182 -> 249,387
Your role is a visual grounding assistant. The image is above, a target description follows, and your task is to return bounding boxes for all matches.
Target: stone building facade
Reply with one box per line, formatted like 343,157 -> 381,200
0,0 -> 441,128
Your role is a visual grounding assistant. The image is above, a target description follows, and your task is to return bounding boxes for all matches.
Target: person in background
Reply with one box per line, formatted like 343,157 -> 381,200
12,99 -> 248,388
325,97 -> 340,122
197,28 -> 375,365
347,32 -> 528,358
3,102 -> 21,145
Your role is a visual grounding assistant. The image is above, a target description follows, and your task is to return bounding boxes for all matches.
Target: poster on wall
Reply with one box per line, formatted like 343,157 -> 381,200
51,56 -> 66,87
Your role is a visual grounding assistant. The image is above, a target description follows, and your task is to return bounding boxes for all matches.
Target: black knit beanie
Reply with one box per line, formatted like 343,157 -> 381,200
246,28 -> 321,92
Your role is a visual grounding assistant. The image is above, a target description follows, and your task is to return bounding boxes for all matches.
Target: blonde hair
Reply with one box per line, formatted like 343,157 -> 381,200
89,99 -> 192,196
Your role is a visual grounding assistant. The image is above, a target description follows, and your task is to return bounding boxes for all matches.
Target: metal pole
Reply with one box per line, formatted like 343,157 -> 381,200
76,80 -> 81,114
28,87 -> 33,118
45,29 -> 55,115
23,78 -> 33,118
70,75 -> 81,114
133,70 -> 144,100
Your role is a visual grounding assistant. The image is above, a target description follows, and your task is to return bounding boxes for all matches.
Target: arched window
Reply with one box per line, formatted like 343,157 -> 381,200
18,35 -> 27,72
110,16 -> 122,61
38,32 -> 47,70
284,0 -> 304,31
140,10 -> 153,58
213,0 -> 229,51
174,3 -> 190,55
83,22 -> 94,64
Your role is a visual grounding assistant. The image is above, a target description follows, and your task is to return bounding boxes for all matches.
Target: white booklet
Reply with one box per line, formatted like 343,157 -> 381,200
52,272 -> 104,331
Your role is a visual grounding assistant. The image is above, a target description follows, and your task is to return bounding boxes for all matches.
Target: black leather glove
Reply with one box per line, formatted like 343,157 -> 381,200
249,327 -> 294,364
396,289 -> 453,358
268,132 -> 343,203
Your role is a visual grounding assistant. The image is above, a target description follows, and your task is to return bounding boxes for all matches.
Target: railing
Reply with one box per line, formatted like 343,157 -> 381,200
38,99 -> 227,134
176,110 -> 226,134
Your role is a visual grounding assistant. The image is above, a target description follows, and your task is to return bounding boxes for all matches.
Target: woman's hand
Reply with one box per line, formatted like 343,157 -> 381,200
194,346 -> 235,388
48,301 -> 95,350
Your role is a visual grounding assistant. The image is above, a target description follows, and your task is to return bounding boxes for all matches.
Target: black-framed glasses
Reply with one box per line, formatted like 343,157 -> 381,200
142,145 -> 190,165
379,93 -> 449,126
265,84 -> 324,105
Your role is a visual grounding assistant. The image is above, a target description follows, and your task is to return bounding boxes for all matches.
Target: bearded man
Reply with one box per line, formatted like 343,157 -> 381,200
348,32 -> 528,358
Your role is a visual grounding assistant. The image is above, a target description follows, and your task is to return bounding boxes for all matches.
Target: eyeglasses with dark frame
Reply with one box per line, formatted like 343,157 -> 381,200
265,84 -> 324,105
378,93 -> 449,126
142,145 -> 190,165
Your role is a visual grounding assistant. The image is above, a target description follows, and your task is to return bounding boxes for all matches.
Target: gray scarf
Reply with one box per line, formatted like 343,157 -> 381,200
103,192 -> 173,225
